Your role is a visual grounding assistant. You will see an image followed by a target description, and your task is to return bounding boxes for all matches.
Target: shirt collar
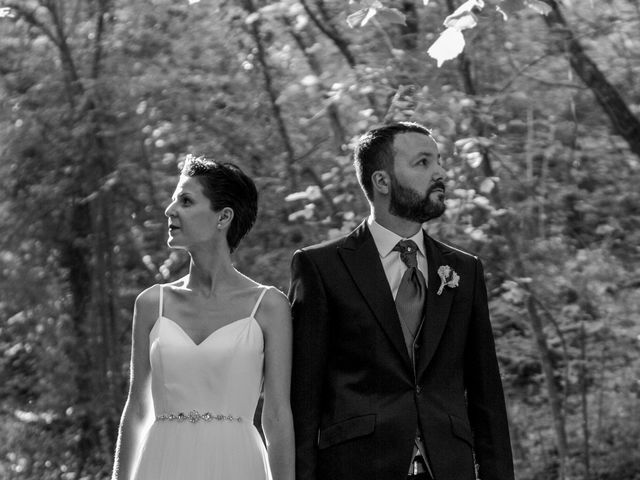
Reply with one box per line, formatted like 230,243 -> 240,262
367,216 -> 426,259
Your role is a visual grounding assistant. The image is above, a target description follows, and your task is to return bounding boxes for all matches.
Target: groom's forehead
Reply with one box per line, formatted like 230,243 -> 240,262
393,133 -> 440,158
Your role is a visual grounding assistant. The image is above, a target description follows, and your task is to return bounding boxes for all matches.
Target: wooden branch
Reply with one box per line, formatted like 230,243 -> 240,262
282,14 -> 346,150
500,52 -> 552,93
91,0 -> 109,79
298,0 -> 382,118
299,0 -> 357,67
542,0 -> 640,158
242,0 -> 298,190
483,143 -> 570,476
3,2 -> 60,47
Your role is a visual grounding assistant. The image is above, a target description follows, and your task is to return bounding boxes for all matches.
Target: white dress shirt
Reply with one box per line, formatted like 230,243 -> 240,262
367,217 -> 429,296
367,216 -> 433,477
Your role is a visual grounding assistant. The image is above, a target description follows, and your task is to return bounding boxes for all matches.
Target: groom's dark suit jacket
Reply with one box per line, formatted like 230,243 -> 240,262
289,221 -> 514,480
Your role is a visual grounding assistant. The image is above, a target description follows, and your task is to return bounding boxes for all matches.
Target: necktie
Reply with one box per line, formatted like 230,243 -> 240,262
393,240 -> 426,353
394,241 -> 432,478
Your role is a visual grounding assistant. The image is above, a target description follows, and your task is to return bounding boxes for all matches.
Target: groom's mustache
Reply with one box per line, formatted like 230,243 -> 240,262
427,181 -> 446,195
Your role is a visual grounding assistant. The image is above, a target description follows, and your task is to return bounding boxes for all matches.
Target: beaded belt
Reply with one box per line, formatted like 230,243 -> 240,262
156,410 -> 242,423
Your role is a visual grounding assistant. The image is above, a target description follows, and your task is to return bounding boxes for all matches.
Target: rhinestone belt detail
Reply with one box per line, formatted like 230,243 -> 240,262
156,410 -> 242,423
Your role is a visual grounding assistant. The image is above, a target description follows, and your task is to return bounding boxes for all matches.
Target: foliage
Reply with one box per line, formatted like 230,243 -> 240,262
0,0 -> 639,479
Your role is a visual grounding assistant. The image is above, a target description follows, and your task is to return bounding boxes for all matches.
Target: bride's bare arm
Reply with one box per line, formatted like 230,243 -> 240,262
111,285 -> 157,480
257,288 -> 295,480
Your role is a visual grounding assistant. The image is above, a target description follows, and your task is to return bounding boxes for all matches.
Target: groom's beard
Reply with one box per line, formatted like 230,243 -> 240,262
389,176 -> 446,223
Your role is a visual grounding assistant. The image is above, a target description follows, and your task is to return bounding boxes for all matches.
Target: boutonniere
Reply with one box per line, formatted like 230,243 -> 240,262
436,265 -> 460,295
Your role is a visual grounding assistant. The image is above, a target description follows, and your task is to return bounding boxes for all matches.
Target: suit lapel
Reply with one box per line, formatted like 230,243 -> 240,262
338,222 -> 412,370
416,233 -> 456,380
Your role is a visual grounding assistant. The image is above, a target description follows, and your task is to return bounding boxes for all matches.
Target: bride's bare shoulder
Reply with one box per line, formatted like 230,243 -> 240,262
255,287 -> 290,324
133,278 -> 185,324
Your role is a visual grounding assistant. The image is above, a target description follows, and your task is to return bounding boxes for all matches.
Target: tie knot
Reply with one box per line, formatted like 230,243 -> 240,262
393,240 -> 419,268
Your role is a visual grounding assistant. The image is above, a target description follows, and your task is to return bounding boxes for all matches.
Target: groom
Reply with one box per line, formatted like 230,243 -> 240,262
289,122 -> 514,480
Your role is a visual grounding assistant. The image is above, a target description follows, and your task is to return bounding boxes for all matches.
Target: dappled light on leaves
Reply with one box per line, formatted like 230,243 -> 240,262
496,0 -> 552,20
347,0 -> 406,28
427,28 -> 465,68
428,0 -> 484,67
1,0 -> 639,478
444,0 -> 484,30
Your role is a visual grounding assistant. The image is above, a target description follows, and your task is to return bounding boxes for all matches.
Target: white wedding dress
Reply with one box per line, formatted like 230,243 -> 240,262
131,285 -> 272,480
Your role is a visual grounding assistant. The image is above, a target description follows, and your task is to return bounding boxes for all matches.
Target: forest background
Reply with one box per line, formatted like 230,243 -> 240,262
0,0 -> 639,479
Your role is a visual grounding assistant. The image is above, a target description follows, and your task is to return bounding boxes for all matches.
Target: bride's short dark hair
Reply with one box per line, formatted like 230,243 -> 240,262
181,154 -> 258,252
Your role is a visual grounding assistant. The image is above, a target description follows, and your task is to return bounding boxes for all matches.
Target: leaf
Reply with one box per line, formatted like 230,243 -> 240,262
245,12 -> 260,25
300,75 -> 320,87
495,0 -> 526,20
288,204 -> 316,222
445,0 -> 485,22
284,191 -> 308,202
374,7 -> 407,26
353,0 -> 384,7
479,177 -> 496,194
284,186 -> 322,202
466,151 -> 483,168
427,27 -> 465,67
526,0 -> 552,15
454,137 -> 477,152
444,10 -> 478,30
346,2 -> 404,27
495,7 -> 508,21
443,0 -> 484,30
0,7 -> 16,18
346,8 -> 378,28
473,195 -> 491,208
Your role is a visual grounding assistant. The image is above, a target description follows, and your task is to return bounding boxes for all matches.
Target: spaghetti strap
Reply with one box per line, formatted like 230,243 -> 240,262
158,284 -> 164,318
250,287 -> 269,318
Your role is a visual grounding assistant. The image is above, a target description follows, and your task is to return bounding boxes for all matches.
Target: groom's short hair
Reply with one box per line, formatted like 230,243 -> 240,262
353,122 -> 433,202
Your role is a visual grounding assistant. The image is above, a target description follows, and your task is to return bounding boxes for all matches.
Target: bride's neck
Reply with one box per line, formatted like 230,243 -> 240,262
186,250 -> 236,297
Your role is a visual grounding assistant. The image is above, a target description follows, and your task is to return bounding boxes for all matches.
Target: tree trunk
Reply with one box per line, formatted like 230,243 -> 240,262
525,294 -> 568,480
542,0 -> 640,158
59,200 -> 95,480
399,0 -> 419,50
283,15 -> 346,151
242,0 -> 298,190
299,0 -> 382,117
443,1 -> 571,470
579,319 -> 591,480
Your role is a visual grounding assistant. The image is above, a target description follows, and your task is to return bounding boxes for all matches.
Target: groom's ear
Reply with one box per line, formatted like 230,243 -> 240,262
371,170 -> 390,196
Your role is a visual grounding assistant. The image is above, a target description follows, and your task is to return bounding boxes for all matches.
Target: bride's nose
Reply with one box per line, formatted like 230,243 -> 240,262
165,201 -> 176,218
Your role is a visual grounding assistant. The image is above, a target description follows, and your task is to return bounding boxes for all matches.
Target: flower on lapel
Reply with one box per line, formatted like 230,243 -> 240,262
436,265 -> 460,295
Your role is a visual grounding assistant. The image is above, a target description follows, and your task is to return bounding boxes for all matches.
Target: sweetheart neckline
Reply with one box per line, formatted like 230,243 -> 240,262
153,315 -> 258,347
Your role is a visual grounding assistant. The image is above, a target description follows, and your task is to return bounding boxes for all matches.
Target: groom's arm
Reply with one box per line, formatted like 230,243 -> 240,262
289,249 -> 330,480
464,258 -> 515,480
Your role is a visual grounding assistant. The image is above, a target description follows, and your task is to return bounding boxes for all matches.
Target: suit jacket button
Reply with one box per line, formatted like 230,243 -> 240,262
416,385 -> 422,395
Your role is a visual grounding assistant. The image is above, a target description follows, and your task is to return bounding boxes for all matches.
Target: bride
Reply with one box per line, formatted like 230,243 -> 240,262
111,155 -> 294,480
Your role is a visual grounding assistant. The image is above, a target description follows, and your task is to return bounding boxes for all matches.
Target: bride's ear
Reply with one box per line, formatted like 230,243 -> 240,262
217,207 -> 234,230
